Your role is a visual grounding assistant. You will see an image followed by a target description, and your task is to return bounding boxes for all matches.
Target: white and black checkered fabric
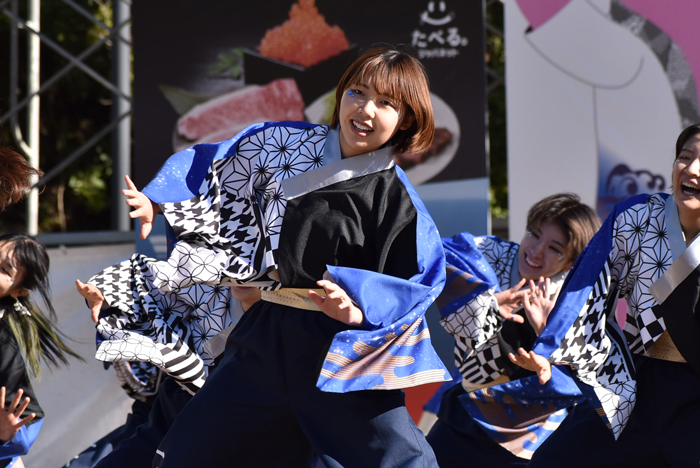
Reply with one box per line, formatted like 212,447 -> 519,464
548,194 -> 673,438
454,334 -> 504,384
90,254 -> 235,393
154,125 -> 328,292
550,260 -> 616,381
440,237 -> 518,383
89,125 -> 332,394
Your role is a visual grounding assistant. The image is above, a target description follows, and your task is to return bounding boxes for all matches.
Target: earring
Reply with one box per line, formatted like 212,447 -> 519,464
13,298 -> 31,316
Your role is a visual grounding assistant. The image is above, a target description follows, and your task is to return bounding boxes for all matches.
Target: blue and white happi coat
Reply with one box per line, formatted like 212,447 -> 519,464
532,192 -> 692,439
90,263 -> 241,394
90,121 -> 449,394
437,233 -> 582,459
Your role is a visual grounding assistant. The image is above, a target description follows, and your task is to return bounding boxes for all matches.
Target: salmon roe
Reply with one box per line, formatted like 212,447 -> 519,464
258,0 -> 349,68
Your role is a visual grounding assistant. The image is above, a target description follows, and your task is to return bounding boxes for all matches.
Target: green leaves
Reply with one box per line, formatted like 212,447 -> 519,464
68,152 -> 111,213
207,47 -> 245,80
159,85 -> 211,116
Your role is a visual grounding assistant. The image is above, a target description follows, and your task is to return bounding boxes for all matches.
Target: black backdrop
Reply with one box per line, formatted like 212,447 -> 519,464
132,0 -> 486,188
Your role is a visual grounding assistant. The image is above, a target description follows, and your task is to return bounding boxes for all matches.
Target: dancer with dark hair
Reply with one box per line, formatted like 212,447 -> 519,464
0,233 -> 80,468
509,124 -> 700,466
425,194 -> 600,466
88,45 -> 448,467
0,142 -> 77,467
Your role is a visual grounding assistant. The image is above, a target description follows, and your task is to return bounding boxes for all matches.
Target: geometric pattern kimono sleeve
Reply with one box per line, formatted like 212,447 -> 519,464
84,123 -> 323,393
88,254 -> 235,394
141,122 -> 329,292
533,193 -> 670,439
437,234 -> 519,384
434,233 -> 583,459
86,123 -> 328,394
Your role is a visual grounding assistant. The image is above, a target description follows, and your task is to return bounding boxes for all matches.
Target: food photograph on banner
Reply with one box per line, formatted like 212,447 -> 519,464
132,0 -> 488,238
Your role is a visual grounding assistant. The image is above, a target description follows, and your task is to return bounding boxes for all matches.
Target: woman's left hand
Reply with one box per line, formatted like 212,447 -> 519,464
308,271 -> 364,326
494,278 -> 527,323
0,387 -> 35,444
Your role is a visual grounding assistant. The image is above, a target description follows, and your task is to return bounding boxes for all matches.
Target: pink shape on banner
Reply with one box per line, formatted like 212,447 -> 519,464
621,0 -> 700,108
515,0 -> 571,30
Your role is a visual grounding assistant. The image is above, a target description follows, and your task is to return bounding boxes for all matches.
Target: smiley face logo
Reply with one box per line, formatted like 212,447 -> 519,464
420,1 -> 454,26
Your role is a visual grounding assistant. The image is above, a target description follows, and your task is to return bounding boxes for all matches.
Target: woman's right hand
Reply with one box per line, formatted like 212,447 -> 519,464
0,387 -> 35,443
508,348 -> 552,384
76,279 -> 105,323
309,271 -> 365,326
123,175 -> 160,240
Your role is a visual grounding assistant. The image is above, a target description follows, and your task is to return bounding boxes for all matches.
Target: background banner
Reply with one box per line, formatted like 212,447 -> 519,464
506,0 -> 700,240
132,0 -> 487,218
131,0 -> 488,388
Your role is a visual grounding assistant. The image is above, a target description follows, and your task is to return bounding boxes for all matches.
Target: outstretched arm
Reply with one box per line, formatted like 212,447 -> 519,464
123,175 -> 160,240
0,387 -> 35,444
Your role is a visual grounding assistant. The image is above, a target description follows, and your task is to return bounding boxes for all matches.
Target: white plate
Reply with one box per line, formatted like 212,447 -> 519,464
404,92 -> 461,186
304,88 -> 336,125
304,90 -> 461,186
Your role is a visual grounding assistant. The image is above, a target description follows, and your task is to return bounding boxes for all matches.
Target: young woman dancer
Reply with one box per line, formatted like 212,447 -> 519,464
425,193 -> 600,466
86,46 -> 449,467
0,145 -> 77,467
510,124 -> 700,466
0,233 -> 80,467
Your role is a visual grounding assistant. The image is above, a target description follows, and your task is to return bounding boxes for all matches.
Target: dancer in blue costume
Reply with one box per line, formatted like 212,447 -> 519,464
425,194 -> 599,466
94,46 -> 448,467
510,124 -> 700,466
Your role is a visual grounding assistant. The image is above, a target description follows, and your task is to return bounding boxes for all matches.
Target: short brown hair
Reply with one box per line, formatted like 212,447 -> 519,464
676,123 -> 700,158
526,193 -> 601,261
330,45 -> 434,155
0,146 -> 41,210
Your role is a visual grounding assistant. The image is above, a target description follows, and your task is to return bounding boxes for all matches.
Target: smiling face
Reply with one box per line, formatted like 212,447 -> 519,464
0,242 -> 26,299
421,1 -> 455,25
337,82 -> 412,158
518,221 -> 573,281
673,133 -> 700,223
